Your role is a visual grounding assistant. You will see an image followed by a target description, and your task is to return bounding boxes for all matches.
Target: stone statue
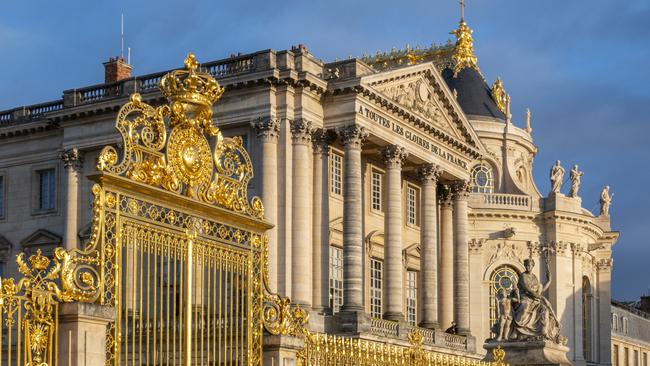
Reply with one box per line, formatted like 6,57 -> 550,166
569,165 -> 584,198
492,288 -> 513,341
510,258 -> 565,344
600,185 -> 613,216
549,160 -> 564,194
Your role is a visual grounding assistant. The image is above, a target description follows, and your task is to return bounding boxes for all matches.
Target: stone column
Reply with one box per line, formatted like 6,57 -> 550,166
255,118 -> 280,291
290,119 -> 314,308
338,125 -> 368,312
596,258 -> 613,365
382,145 -> 408,321
417,164 -> 441,329
452,181 -> 471,335
438,186 -> 454,330
312,130 -> 331,313
61,148 -> 83,250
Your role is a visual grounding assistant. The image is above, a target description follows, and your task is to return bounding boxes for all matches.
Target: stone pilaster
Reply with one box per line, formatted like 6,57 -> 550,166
312,130 -> 332,313
452,180 -> 471,335
254,117 -> 280,292
60,148 -> 83,250
57,303 -> 115,366
382,145 -> 408,321
337,125 -> 368,312
417,163 -> 441,329
438,185 -> 454,330
596,257 -> 613,365
290,119 -> 314,308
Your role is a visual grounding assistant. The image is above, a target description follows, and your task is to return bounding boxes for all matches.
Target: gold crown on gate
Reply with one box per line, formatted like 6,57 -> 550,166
159,53 -> 224,108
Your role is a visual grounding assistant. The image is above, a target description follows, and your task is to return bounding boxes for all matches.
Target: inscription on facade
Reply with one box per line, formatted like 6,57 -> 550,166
358,105 -> 467,169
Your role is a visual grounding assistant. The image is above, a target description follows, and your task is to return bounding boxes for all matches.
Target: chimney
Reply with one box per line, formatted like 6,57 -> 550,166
103,56 -> 132,83
640,295 -> 650,313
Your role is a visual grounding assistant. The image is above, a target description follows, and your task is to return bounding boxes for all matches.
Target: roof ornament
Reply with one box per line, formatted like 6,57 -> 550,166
450,0 -> 480,76
490,77 -> 507,113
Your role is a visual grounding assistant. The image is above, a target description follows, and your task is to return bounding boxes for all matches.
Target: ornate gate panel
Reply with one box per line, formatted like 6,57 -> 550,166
94,53 -> 270,365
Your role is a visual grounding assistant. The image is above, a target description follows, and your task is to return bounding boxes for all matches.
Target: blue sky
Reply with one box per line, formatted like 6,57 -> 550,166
1,0 -> 648,300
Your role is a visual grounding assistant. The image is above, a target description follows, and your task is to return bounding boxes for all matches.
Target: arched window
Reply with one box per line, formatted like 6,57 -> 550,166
489,265 -> 518,337
582,276 -> 593,361
470,164 -> 494,193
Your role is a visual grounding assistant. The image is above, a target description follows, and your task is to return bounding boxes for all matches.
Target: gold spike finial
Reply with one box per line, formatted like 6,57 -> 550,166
450,3 -> 479,76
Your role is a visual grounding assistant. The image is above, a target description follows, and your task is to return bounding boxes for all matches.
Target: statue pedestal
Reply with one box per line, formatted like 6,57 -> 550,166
484,341 -> 571,366
545,193 -> 582,214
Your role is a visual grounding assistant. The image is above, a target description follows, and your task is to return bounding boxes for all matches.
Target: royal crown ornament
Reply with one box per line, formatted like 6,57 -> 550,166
160,53 -> 224,135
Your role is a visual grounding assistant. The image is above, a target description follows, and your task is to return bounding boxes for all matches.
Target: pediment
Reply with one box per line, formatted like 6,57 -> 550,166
20,229 -> 61,256
361,63 -> 484,154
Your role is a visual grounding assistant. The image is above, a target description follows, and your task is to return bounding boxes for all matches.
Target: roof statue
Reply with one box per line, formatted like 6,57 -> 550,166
491,77 -> 507,114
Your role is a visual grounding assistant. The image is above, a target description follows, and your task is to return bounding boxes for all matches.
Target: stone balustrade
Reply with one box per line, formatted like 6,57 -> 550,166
368,318 -> 469,351
0,100 -> 64,125
469,192 -> 533,211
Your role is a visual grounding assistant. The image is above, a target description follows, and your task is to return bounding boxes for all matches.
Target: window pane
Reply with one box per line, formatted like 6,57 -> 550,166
329,246 -> 344,314
0,176 -> 4,217
406,271 -> 417,326
370,259 -> 382,319
489,266 -> 519,338
407,186 -> 417,225
371,171 -> 382,211
330,152 -> 342,195
470,164 -> 494,193
39,169 -> 55,210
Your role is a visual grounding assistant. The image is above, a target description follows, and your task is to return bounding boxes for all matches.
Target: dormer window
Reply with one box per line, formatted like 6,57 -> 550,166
470,164 -> 494,193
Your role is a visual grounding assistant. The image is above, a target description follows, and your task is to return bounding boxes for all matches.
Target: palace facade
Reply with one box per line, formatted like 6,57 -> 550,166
0,15 -> 617,365
611,297 -> 650,366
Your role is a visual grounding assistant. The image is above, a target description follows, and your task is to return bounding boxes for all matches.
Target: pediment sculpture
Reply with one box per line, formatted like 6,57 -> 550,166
380,80 -> 448,129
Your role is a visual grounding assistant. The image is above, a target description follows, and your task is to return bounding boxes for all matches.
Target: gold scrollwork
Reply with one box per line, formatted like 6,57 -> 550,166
97,53 -> 263,219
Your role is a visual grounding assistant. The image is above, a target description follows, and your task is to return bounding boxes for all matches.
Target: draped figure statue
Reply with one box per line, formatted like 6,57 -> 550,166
510,259 -> 565,344
549,160 -> 564,194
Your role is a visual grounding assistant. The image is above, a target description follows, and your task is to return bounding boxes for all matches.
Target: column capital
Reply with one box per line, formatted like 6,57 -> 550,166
60,148 -> 83,171
382,145 -> 408,168
417,163 -> 441,184
312,129 -> 334,154
451,180 -> 471,200
596,258 -> 613,272
438,184 -> 453,207
337,124 -> 368,149
254,116 -> 281,142
291,119 -> 314,144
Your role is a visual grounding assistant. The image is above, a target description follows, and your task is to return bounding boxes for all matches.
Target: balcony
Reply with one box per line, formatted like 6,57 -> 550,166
469,192 -> 535,211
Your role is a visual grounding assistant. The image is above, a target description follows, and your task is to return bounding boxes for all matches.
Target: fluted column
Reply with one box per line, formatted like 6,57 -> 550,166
452,181 -> 471,335
417,164 -> 441,329
61,148 -> 83,250
438,186 -> 454,330
291,120 -> 314,308
312,130 -> 332,313
255,118 -> 280,291
382,145 -> 408,321
338,125 -> 368,312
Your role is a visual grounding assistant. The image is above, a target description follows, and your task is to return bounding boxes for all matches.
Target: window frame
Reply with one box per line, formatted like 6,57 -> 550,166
0,173 -> 5,220
370,168 -> 384,213
406,184 -> 419,227
329,150 -> 343,197
489,265 -> 519,337
31,165 -> 58,215
406,270 -> 418,326
329,245 -> 344,314
369,258 -> 383,319
470,163 -> 495,193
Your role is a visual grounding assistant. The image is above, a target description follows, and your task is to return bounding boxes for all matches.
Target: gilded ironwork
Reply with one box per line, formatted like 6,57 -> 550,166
450,20 -> 479,76
491,77 -> 507,114
97,53 -> 263,219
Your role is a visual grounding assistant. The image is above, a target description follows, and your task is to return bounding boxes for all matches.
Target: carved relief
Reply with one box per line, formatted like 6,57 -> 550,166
487,241 -> 523,267
468,238 -> 485,253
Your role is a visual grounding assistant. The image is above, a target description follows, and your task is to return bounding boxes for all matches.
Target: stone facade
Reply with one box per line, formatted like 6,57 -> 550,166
611,300 -> 650,366
0,21 -> 618,364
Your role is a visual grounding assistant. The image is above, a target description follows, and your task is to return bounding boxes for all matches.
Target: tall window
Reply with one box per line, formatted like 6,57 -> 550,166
329,246 -> 344,314
470,164 -> 494,193
38,169 -> 55,210
370,258 -> 383,319
406,185 -> 418,225
330,152 -> 343,195
623,317 -> 629,335
612,313 -> 619,331
614,345 -> 620,366
625,347 -> 630,366
0,175 -> 4,218
371,170 -> 382,211
406,270 -> 417,326
489,266 -> 519,337
643,352 -> 647,366
635,351 -> 639,366
582,276 -> 592,361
